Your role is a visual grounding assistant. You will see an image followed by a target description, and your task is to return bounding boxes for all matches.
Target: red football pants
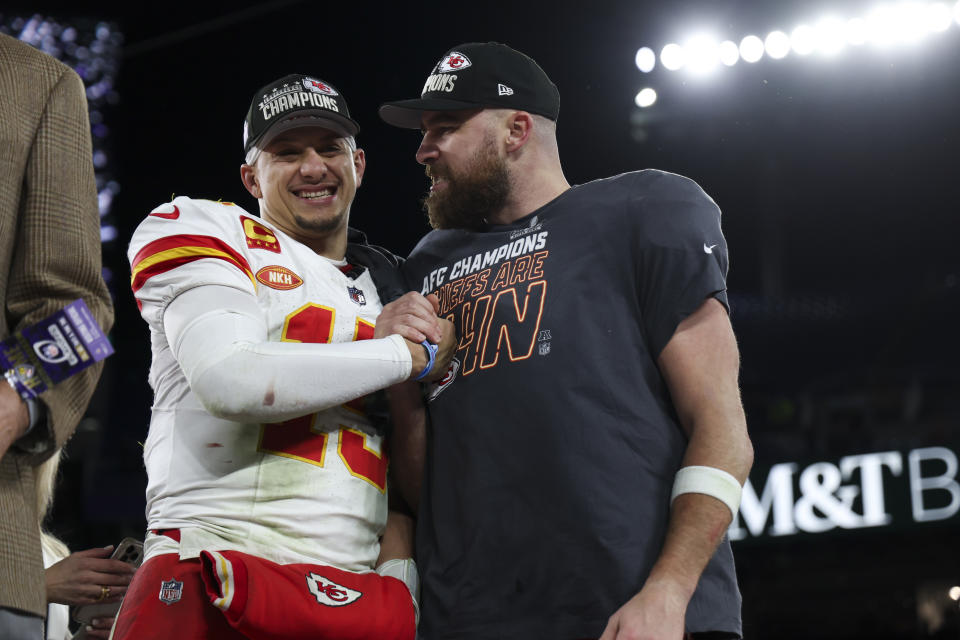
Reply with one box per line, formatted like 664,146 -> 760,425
111,554 -> 242,640
111,551 -> 415,640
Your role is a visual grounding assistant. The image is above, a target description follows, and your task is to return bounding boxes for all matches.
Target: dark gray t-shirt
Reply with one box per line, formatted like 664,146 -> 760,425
403,169 -> 742,639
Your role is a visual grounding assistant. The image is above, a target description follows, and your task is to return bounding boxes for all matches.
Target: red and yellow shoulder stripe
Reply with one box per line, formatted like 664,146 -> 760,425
130,234 -> 256,293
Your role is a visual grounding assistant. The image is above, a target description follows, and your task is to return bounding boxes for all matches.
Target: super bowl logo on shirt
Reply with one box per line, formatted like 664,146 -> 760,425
302,77 -> 337,96
33,339 -> 69,364
306,573 -> 362,607
436,51 -> 471,73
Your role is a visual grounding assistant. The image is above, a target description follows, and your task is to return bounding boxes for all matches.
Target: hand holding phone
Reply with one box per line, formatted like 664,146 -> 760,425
64,538 -> 142,638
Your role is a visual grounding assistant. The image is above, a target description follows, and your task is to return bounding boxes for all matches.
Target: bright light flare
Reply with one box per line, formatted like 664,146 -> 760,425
635,87 -> 658,108
867,6 -> 896,43
925,2 -> 953,31
633,0 -> 960,82
846,17 -> 869,44
635,47 -> 656,72
816,17 -> 847,55
900,2 -> 934,41
950,586 -> 960,601
684,34 -> 721,74
739,35 -> 765,62
661,43 -> 686,71
719,40 -> 740,66
764,30 -> 791,59
791,24 -> 817,55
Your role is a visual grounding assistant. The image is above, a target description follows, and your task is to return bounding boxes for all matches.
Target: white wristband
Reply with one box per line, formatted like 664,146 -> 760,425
670,465 -> 742,519
377,558 -> 420,625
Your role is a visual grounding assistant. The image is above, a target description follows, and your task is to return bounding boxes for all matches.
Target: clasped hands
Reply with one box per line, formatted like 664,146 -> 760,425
374,292 -> 455,382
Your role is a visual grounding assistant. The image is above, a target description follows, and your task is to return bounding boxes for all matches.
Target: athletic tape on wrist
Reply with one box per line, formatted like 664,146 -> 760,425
377,558 -> 420,624
670,465 -> 742,519
414,340 -> 438,381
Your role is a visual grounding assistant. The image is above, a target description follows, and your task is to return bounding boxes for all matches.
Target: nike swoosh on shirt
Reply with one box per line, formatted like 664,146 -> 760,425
150,205 -> 180,220
703,243 -> 717,254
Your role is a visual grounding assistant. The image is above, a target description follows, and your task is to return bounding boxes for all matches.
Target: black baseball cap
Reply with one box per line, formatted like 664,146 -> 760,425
243,74 -> 360,161
379,42 -> 559,129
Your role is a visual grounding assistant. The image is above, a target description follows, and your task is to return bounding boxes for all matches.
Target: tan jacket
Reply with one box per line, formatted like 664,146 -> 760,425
0,33 -> 114,617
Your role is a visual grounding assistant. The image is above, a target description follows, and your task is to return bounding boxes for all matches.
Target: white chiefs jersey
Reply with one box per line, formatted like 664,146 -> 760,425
129,197 -> 389,571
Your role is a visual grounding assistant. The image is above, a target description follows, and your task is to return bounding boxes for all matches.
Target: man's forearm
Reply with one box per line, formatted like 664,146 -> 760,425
644,492 -> 735,601
377,510 -> 415,566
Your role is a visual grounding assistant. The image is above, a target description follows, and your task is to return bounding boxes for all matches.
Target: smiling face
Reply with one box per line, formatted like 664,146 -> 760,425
241,126 -> 365,252
416,110 -> 511,230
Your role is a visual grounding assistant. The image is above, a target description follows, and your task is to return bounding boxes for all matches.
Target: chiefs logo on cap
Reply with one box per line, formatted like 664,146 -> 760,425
302,77 -> 338,96
255,266 -> 303,290
436,52 -> 472,73
241,216 -> 282,253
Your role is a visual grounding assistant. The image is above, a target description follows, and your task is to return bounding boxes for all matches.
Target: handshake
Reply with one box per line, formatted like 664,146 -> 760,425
373,292 -> 456,383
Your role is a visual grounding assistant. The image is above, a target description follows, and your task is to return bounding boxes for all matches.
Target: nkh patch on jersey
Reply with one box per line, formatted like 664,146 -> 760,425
256,265 -> 303,290
159,579 -> 184,605
307,573 -> 362,606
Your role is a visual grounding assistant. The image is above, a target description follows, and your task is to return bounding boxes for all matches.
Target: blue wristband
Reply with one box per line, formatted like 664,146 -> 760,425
414,340 -> 438,381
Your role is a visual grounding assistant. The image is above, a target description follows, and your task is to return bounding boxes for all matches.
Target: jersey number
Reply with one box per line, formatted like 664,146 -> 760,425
257,303 -> 386,492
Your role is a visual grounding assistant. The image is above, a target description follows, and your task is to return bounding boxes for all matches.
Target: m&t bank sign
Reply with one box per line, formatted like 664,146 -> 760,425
730,446 -> 958,540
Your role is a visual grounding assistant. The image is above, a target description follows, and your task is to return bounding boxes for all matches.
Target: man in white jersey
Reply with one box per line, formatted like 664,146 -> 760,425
112,73 -> 453,640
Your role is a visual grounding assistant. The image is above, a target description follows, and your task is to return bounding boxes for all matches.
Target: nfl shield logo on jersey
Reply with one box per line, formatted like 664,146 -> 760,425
347,286 -> 366,306
159,579 -> 183,605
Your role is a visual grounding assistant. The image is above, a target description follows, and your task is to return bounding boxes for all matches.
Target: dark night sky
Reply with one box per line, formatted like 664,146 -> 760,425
11,1 -> 960,636
70,0 -> 957,402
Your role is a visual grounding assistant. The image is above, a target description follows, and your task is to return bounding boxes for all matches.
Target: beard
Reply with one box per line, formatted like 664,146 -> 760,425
423,136 -> 510,230
292,208 -> 348,235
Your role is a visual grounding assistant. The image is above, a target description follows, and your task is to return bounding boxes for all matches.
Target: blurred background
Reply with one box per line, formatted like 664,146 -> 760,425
4,0 -> 959,637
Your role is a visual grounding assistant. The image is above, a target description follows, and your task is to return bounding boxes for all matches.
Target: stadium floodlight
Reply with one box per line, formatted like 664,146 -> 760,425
866,6 -> 900,44
901,2 -> 934,41
925,2 -> 953,30
791,24 -> 817,55
764,30 -> 791,58
816,17 -> 847,55
635,87 -> 658,108
846,17 -> 869,44
685,34 -> 721,74
739,35 -> 765,62
661,43 -> 686,70
636,47 -> 656,72
632,0 -> 960,92
719,40 -> 740,66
